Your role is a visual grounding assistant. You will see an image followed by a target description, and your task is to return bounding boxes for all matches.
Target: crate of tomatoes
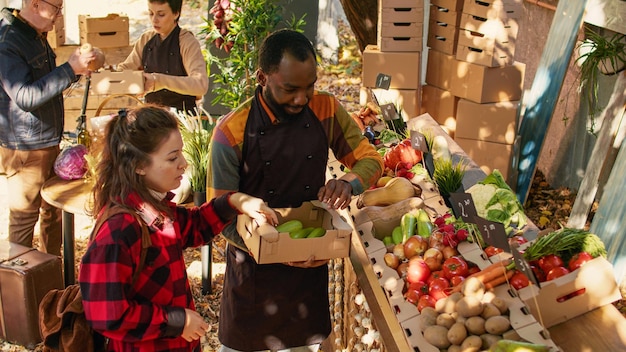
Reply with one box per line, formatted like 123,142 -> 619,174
514,227 -> 621,328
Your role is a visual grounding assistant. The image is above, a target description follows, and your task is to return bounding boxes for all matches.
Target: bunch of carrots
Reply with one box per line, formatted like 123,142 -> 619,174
452,258 -> 517,293
350,102 -> 381,132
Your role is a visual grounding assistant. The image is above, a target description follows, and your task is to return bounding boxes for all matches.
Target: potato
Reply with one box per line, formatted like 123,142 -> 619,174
417,312 -> 437,332
461,277 -> 485,299
481,290 -> 497,303
456,315 -> 467,324
436,313 -> 456,329
447,322 -> 468,346
447,345 -> 463,352
421,306 -> 439,320
460,335 -> 483,352
465,316 -> 486,335
485,315 -> 511,335
435,292 -> 463,314
456,295 -> 484,317
481,302 -> 502,319
480,333 -> 502,350
490,297 -> 509,314
423,325 -> 451,349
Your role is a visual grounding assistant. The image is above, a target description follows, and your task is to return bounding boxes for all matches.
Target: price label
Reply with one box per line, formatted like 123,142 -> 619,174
475,217 -> 509,250
449,193 -> 478,222
410,130 -> 428,152
375,73 -> 391,89
510,244 -> 540,288
380,103 -> 400,121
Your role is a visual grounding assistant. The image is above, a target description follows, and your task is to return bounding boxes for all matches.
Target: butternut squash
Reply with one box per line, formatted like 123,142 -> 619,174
356,177 -> 421,209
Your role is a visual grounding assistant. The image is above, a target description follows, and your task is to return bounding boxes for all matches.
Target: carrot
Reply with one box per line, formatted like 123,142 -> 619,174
484,269 -> 515,290
467,258 -> 513,284
350,112 -> 365,131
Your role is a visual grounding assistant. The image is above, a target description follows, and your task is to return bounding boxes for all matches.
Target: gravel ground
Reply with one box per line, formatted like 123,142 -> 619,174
1,1 -> 624,350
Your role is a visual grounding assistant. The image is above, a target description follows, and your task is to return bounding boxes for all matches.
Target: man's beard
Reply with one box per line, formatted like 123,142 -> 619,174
263,88 -> 306,122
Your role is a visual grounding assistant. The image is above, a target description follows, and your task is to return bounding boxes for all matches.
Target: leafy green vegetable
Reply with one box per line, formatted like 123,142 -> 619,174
466,170 -> 527,235
523,227 -> 607,263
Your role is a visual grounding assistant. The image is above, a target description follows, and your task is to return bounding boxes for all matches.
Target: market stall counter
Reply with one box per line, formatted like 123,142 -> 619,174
323,113 -> 626,351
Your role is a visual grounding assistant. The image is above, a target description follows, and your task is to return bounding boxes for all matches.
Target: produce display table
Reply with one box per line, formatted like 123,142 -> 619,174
333,113 -> 626,351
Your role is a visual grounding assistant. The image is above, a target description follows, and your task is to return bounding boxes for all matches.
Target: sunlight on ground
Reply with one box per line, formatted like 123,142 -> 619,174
186,260 -> 226,279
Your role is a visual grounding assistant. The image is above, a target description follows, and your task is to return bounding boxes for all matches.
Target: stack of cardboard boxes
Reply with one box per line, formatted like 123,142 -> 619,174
360,0 -> 425,121
422,0 -> 526,180
48,14 -> 65,49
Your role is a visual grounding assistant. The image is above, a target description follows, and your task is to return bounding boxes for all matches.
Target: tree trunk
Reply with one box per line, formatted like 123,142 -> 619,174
339,0 -> 378,52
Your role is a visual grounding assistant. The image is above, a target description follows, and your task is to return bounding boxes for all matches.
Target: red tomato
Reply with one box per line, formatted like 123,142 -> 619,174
406,257 -> 431,284
509,235 -> 528,247
427,270 -> 445,285
510,271 -> 530,290
467,265 -> 481,276
428,277 -> 450,301
538,254 -> 564,273
546,266 -> 570,281
568,252 -> 594,271
449,275 -> 465,287
406,281 -> 429,295
442,257 -> 469,280
530,264 -> 546,282
404,287 -> 422,305
417,295 -> 437,312
484,246 -> 504,257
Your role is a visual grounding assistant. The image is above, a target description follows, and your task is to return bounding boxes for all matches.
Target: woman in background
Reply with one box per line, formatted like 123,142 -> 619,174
117,0 -> 208,113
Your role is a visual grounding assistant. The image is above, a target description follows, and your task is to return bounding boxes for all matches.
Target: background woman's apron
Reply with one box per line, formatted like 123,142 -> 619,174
142,25 -> 197,112
218,90 -> 332,351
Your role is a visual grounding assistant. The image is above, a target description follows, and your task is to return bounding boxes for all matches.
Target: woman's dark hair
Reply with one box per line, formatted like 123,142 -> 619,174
149,0 -> 182,20
90,105 -> 180,217
258,29 -> 317,74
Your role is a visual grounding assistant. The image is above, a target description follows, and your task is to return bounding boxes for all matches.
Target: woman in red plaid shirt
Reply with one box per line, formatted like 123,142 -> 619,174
78,105 -> 277,351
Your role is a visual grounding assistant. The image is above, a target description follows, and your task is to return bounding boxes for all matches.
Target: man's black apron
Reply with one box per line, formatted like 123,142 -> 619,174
142,25 -> 196,113
218,87 -> 332,351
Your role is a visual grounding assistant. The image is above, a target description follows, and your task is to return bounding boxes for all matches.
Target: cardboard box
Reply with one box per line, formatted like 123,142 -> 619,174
91,70 -> 144,95
455,99 -> 519,144
379,21 -> 424,38
237,201 -> 352,264
425,49 -> 455,90
449,60 -> 525,103
379,36 -> 423,52
429,4 -> 462,26
48,27 -> 65,49
420,85 -> 458,136
517,257 -> 622,328
360,87 -> 421,120
380,0 -> 425,8
455,43 -> 514,67
458,13 -> 519,40
80,31 -> 129,48
381,7 -> 425,24
362,45 -> 421,89
79,14 -> 129,34
462,0 -> 523,19
427,20 -> 459,55
431,0 -> 464,11
455,137 -> 513,179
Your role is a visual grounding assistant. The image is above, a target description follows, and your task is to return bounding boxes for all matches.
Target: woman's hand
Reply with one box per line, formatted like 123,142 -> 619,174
142,72 -> 157,94
181,308 -> 210,342
229,193 -> 278,226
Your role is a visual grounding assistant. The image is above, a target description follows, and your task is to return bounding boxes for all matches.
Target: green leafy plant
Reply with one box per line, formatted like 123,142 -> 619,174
200,0 -> 306,109
433,157 -> 467,197
176,107 -> 216,192
575,27 -> 626,133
